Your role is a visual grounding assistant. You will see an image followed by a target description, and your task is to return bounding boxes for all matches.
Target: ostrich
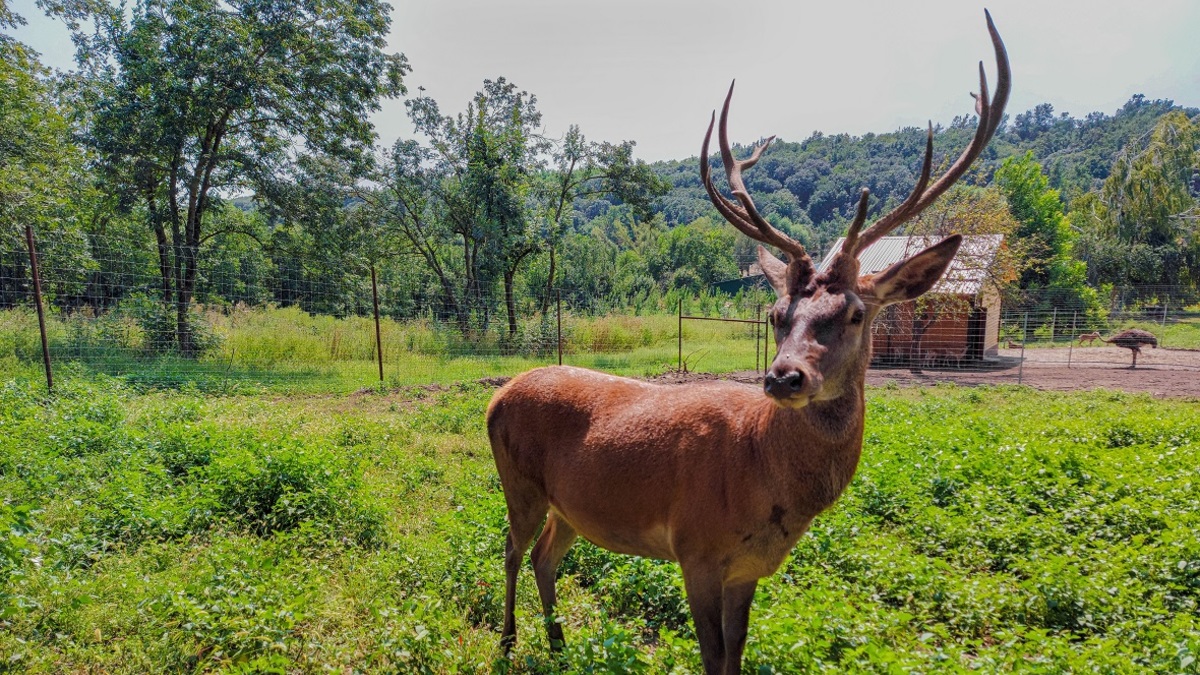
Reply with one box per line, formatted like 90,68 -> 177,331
1104,329 -> 1158,368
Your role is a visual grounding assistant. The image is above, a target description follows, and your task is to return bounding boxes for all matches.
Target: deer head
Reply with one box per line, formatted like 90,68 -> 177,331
701,11 -> 1009,408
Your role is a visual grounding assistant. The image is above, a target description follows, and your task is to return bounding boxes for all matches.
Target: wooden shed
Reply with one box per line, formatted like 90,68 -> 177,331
816,235 -> 1004,364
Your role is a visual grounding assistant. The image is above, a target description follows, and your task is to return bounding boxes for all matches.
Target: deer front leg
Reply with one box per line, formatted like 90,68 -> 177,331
721,580 -> 758,675
530,511 -> 577,651
682,565 -> 726,675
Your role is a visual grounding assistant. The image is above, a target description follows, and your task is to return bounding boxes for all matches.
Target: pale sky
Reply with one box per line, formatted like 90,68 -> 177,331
12,0 -> 1200,162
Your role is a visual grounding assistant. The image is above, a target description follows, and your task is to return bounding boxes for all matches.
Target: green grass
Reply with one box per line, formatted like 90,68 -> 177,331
1,306 -> 763,394
1004,315 -> 1200,350
1,372 -> 1198,672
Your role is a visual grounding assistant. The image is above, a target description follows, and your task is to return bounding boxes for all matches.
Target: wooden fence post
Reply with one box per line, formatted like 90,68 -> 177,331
370,264 -> 383,383
557,289 -> 563,366
25,225 -> 53,393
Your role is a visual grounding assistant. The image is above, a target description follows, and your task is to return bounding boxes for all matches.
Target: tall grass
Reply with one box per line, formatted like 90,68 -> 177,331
0,303 -> 765,392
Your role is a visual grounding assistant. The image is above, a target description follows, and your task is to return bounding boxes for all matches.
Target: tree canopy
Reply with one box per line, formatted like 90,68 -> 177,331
81,0 -> 407,352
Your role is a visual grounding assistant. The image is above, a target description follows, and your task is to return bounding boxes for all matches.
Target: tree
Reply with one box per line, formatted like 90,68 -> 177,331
995,152 -> 1076,288
1074,112 -> 1199,291
1103,112 -> 1198,248
534,127 -> 668,311
908,185 -> 1024,294
369,79 -> 542,339
375,78 -> 666,339
0,26 -> 89,307
647,217 -> 738,291
81,0 -> 406,355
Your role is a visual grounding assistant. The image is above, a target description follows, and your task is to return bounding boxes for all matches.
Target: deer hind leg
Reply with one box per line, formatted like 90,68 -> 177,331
500,488 -> 548,655
530,511 -> 577,651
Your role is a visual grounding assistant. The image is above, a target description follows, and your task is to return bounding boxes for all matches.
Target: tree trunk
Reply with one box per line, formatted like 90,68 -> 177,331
540,245 -> 556,314
504,268 -> 518,343
910,304 -> 936,366
151,212 -> 173,305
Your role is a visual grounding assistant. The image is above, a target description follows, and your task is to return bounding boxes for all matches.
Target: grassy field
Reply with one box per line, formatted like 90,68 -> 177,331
1,372 -> 1198,673
0,306 -> 766,394
1002,315 -> 1200,350
4,306 -> 1200,396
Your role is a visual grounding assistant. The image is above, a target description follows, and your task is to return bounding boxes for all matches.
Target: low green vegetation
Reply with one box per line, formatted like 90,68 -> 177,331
1002,315 -> 1200,350
0,303 -> 768,393
1,372 -> 1197,673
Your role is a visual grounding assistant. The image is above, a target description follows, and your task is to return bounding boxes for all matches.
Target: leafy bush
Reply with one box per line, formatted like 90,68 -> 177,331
149,545 -> 314,668
203,438 -> 384,545
2,377 -> 1199,672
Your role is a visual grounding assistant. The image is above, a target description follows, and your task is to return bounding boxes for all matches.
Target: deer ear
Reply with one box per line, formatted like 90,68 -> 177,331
757,245 -> 789,296
866,235 -> 962,306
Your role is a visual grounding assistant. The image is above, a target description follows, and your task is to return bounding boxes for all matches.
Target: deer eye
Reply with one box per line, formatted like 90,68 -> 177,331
849,308 -> 865,325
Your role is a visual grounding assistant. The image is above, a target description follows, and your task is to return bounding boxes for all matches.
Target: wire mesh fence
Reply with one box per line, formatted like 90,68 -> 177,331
0,227 -> 775,392
3,227 -> 1198,393
679,288 -> 1200,389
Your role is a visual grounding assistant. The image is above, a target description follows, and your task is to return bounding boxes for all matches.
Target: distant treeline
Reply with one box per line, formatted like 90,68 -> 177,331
2,0 -> 1198,358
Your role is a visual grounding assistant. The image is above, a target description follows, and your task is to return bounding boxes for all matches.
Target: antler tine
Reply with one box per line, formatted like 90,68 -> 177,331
700,112 -> 769,243
848,10 -> 1010,258
853,124 -> 934,253
711,82 -> 810,263
841,188 -> 872,254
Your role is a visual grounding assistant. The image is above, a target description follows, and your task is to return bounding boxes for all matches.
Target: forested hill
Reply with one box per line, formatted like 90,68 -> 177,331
631,95 -> 1196,254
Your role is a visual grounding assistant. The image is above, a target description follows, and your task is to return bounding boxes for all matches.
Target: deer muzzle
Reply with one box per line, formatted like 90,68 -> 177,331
763,364 -> 823,408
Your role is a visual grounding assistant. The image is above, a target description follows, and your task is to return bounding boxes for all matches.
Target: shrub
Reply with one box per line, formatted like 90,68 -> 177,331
203,438 -> 384,546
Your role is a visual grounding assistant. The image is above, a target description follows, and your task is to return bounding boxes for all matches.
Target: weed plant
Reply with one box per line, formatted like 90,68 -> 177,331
0,305 -> 768,393
1,371 -> 1198,672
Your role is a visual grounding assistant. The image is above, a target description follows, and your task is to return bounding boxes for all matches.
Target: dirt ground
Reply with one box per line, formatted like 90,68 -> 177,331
649,346 -> 1200,399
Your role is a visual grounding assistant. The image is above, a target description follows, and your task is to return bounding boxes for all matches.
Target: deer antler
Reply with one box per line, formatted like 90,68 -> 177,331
844,10 -> 1010,260
701,83 -> 813,273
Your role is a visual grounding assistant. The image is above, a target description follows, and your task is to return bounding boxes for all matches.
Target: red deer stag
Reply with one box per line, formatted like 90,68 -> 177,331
487,12 -> 1009,673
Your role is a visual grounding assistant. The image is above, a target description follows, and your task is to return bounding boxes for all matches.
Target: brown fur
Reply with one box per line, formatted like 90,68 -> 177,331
488,13 -> 1007,670
487,237 -> 961,674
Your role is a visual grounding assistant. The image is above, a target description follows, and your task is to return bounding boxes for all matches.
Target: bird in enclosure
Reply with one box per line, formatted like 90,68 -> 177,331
1103,328 -> 1158,368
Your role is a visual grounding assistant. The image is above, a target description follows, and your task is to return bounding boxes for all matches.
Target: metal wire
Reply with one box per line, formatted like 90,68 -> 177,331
2,229 -> 1196,391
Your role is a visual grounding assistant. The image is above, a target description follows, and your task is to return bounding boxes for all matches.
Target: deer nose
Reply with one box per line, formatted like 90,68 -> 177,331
764,370 -> 806,397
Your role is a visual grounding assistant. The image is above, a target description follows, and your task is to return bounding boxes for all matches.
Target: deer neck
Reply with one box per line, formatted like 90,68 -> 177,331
755,381 -> 866,517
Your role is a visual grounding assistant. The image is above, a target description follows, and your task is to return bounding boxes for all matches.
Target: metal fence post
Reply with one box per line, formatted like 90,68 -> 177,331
763,306 -> 770,376
1161,301 -> 1168,347
677,297 -> 683,372
755,306 -> 761,373
370,264 -> 383,383
1050,307 -> 1056,346
1068,310 -> 1076,369
557,289 -> 563,366
1018,312 -> 1028,385
24,226 -> 53,393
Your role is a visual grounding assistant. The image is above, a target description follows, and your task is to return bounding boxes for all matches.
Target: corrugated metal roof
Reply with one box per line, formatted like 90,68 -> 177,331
816,234 -> 1003,296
